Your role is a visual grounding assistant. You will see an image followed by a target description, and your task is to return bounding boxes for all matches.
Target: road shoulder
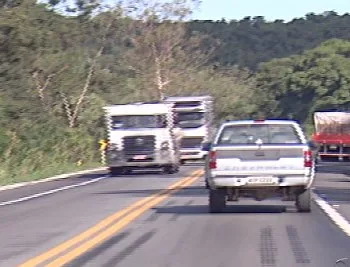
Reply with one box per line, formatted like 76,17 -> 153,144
312,162 -> 350,237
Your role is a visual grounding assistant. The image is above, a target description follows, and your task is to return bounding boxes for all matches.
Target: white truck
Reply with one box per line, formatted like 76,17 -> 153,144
163,95 -> 214,164
203,119 -> 315,213
103,102 -> 182,175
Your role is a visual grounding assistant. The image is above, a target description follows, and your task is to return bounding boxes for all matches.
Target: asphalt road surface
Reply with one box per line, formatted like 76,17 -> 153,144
1,163 -> 350,267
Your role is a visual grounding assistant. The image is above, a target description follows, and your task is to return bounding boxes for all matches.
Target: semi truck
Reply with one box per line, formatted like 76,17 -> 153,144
103,102 -> 183,175
163,95 -> 215,164
311,111 -> 350,161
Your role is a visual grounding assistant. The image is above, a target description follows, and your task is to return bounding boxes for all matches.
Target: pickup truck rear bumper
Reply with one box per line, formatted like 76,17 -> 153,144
209,176 -> 313,189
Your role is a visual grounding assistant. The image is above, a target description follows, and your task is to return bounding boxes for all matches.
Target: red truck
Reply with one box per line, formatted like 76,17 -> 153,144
311,111 -> 350,161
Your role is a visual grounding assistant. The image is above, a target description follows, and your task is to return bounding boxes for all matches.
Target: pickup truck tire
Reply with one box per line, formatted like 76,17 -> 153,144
296,189 -> 311,212
209,189 -> 226,213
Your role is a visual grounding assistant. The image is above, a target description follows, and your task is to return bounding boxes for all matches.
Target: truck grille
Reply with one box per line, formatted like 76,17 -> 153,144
122,135 -> 155,156
181,137 -> 203,149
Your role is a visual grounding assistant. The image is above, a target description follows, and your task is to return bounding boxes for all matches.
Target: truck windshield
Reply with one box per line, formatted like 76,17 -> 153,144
111,115 -> 167,129
217,124 -> 302,145
176,112 -> 205,128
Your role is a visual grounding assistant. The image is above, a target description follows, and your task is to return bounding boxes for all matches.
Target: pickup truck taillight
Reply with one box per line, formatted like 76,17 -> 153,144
209,151 -> 217,169
304,150 -> 312,167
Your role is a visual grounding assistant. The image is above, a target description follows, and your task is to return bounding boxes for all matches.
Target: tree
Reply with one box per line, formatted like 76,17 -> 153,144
170,65 -> 257,122
254,39 -> 350,124
187,11 -> 350,70
27,8 -> 122,128
120,0 -> 217,100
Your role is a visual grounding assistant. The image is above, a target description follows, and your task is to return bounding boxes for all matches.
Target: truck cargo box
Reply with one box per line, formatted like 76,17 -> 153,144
311,111 -> 350,160
312,111 -> 350,144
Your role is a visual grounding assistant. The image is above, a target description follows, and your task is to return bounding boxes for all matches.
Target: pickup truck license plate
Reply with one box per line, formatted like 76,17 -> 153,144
247,177 -> 277,184
133,155 -> 147,160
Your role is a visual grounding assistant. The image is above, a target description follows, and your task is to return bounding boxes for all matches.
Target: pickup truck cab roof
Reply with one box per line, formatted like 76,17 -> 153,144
215,119 -> 307,145
222,119 -> 301,125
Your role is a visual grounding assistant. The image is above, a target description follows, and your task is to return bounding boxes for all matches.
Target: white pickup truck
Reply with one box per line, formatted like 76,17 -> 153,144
203,119 -> 315,213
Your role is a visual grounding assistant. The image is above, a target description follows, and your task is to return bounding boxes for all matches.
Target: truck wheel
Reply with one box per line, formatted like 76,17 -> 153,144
296,189 -> 311,212
170,164 -> 180,174
124,168 -> 132,175
174,164 -> 180,173
109,167 -> 123,176
163,165 -> 178,174
209,189 -> 226,213
205,179 -> 209,189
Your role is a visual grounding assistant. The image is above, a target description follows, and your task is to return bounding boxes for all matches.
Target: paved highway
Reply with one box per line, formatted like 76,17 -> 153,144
0,163 -> 350,267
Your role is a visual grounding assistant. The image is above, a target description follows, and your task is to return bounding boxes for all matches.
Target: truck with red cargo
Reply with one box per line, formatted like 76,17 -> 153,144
311,111 -> 350,161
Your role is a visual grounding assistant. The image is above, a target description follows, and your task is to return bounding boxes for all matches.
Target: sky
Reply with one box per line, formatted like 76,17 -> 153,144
192,0 -> 350,22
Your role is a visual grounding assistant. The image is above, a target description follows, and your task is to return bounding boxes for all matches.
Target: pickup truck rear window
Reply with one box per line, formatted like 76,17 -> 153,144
217,124 -> 302,145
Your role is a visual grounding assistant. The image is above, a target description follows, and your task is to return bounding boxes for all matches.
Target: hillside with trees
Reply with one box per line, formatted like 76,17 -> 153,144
0,0 -> 350,184
188,11 -> 350,70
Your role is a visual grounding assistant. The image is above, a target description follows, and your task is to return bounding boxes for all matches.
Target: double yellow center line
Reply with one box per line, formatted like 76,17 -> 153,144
19,169 -> 203,267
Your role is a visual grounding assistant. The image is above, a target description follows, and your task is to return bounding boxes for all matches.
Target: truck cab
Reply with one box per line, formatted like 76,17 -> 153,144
103,102 -> 182,175
163,95 -> 214,164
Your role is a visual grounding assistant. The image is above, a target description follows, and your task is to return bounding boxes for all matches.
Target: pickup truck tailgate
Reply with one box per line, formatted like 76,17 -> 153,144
213,145 -> 307,176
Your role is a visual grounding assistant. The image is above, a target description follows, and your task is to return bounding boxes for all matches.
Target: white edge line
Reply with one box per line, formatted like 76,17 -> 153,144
312,191 -> 350,237
0,167 -> 108,192
0,176 -> 108,207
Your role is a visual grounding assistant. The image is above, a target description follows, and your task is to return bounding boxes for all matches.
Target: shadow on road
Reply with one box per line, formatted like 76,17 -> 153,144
109,170 -> 161,178
70,172 -> 109,180
108,169 -> 189,178
316,162 -> 350,176
152,204 -> 288,214
65,169 -> 185,181
314,162 -> 350,203
181,162 -> 204,167
314,187 -> 350,203
94,186 -> 207,197
326,178 -> 350,183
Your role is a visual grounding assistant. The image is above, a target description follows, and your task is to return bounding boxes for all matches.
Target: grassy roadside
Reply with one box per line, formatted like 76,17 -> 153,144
0,161 -> 104,186
0,122 -> 106,187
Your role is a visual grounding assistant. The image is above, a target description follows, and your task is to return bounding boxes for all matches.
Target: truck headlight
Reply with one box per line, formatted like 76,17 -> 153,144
108,143 -> 119,151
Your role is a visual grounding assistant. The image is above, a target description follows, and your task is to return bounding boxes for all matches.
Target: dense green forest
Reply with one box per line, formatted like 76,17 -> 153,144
189,11 -> 350,70
1,0 -> 350,184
